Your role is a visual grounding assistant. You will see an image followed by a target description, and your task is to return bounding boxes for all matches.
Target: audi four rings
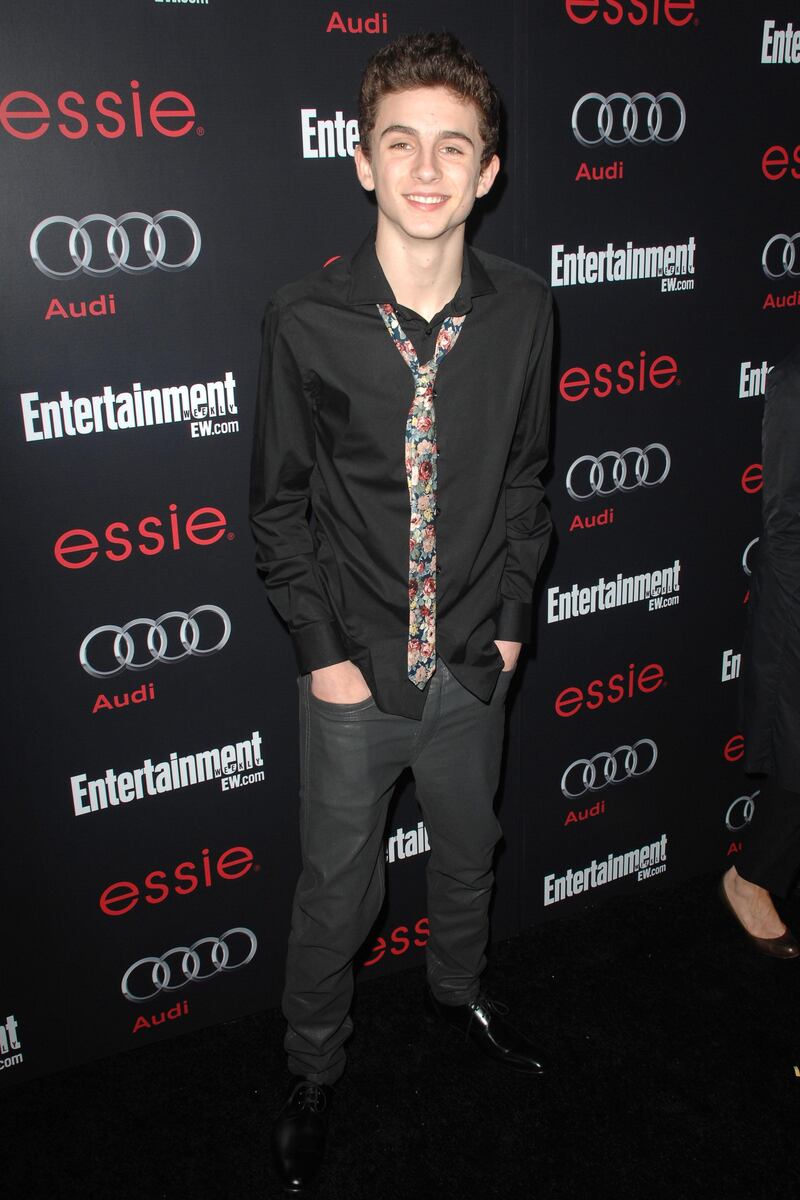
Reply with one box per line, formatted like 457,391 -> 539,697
571,92 -> 686,147
761,233 -> 800,280
29,210 -> 201,279
725,793 -> 759,832
742,537 -> 759,577
566,444 -> 671,501
79,605 -> 232,678
561,739 -> 658,799
121,928 -> 258,1003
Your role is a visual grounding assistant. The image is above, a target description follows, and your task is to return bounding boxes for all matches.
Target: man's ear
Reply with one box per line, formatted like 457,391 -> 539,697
475,153 -> 500,199
354,144 -> 376,192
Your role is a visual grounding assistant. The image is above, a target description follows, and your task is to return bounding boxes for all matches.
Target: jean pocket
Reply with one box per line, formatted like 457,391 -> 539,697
306,677 -> 377,719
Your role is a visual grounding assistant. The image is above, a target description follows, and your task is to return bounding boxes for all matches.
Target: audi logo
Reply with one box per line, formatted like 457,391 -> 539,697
30,210 -> 201,279
561,739 -> 658,799
725,792 -> 759,833
571,92 -> 686,147
79,605 -> 231,678
121,927 -> 257,1003
566,444 -> 671,501
761,233 -> 800,281
742,537 -> 759,577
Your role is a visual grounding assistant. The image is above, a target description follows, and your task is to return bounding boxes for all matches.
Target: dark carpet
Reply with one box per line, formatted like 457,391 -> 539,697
4,871 -> 799,1200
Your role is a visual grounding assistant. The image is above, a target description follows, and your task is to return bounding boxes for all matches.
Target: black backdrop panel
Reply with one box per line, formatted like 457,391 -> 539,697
1,0 -> 793,1085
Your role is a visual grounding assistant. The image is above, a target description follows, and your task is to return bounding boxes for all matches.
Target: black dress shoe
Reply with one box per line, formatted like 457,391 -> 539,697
425,988 -> 546,1074
271,1079 -> 332,1195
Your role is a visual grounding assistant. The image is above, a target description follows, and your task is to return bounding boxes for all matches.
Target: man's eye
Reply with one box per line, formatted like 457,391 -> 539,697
442,145 -> 464,156
390,141 -> 412,151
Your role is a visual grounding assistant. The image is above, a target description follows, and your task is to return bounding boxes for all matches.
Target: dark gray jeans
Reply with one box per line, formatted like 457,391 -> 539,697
283,660 -> 513,1084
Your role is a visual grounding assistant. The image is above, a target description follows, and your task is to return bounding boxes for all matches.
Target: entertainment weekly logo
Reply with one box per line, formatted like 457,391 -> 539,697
547,558 -> 681,623
761,20 -> 800,63
565,0 -> 696,26
721,649 -> 741,683
739,360 -> 771,397
301,108 -> 359,158
551,236 -> 696,291
386,820 -> 430,864
71,730 -> 264,816
0,81 -> 198,140
21,372 -> 239,443
544,834 -> 668,907
0,1015 -> 22,1073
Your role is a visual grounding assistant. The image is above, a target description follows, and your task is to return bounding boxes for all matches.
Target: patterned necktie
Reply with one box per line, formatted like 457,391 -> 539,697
378,303 -> 466,688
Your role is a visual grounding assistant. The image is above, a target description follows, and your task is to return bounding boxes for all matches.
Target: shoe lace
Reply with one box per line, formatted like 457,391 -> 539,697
294,1082 -> 327,1113
476,994 -> 509,1017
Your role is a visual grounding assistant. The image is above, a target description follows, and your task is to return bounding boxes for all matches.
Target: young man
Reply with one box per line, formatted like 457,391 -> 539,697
250,32 -> 553,1193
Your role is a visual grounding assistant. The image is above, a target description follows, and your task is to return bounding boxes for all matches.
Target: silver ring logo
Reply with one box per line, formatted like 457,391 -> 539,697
571,92 -> 686,147
742,537 -> 759,577
561,739 -> 658,799
761,233 -> 800,281
725,792 -> 759,832
566,444 -> 671,501
121,927 -> 258,1003
79,605 -> 231,678
30,211 -> 201,279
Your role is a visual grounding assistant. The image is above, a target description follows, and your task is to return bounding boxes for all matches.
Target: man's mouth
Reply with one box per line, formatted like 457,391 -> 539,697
405,194 -> 449,207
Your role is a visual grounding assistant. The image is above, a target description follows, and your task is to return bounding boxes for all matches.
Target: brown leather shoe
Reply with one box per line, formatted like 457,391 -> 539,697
719,877 -> 800,959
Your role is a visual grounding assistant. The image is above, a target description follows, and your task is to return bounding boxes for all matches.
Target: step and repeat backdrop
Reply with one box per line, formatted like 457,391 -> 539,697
1,0 -> 796,1086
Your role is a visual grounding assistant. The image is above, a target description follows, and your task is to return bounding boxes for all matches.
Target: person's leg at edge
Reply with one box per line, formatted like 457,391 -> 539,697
723,775 -> 800,940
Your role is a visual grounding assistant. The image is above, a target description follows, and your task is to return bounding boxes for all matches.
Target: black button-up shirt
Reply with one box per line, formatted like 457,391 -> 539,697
250,233 -> 553,719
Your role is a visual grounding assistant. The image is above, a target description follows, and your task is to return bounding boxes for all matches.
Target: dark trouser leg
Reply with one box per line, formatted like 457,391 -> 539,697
735,776 -> 800,898
412,663 -> 509,1006
283,677 -> 413,1084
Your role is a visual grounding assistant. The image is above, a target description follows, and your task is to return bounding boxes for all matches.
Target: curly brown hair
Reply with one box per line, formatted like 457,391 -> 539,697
358,31 -> 500,166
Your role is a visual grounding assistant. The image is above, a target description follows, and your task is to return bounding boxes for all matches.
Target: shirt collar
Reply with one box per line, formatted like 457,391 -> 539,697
346,231 -> 496,315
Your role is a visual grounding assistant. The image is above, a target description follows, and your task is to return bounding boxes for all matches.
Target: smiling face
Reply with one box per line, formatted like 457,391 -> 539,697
354,86 -> 500,248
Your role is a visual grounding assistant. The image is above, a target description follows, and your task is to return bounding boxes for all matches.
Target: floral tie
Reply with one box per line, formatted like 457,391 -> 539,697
378,303 -> 466,688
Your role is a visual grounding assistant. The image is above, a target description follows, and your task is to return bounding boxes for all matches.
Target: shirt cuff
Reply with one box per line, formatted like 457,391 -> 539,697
494,598 -> 533,644
293,620 -> 350,675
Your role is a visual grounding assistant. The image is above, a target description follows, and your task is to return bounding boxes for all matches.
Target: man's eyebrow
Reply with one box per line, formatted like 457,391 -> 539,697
380,123 -> 475,148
